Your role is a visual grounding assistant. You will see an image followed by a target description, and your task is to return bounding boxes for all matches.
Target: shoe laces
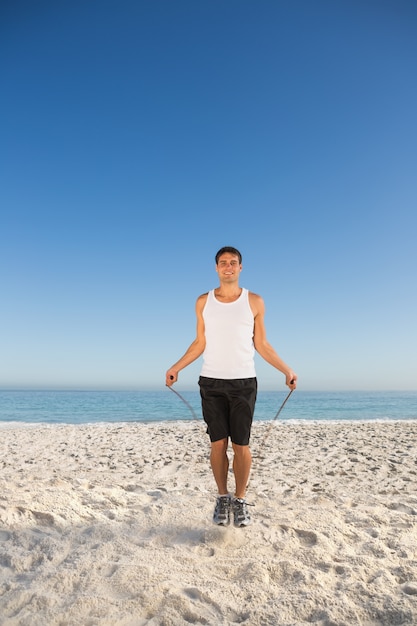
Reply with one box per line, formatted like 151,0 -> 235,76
233,498 -> 254,514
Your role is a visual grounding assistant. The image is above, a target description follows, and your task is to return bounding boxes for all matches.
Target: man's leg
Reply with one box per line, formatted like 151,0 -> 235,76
210,438 -> 229,494
232,443 -> 252,499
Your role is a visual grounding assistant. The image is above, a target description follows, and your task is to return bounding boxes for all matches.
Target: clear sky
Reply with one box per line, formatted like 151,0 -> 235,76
1,0 -> 416,391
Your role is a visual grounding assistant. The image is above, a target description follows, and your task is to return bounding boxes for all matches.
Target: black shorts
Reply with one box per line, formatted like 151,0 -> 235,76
198,376 -> 257,446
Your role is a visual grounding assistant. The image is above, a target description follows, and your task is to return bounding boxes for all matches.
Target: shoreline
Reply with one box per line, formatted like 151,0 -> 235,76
1,417 -> 417,428
1,421 -> 417,625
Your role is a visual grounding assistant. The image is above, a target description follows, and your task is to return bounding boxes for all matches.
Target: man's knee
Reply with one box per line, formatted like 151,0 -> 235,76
211,438 -> 228,453
231,442 -> 250,456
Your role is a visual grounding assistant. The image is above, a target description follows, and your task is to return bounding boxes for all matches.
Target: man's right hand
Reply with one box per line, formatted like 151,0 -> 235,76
165,369 -> 178,386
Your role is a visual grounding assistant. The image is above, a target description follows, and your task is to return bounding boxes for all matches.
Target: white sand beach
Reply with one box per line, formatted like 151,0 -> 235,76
1,420 -> 417,626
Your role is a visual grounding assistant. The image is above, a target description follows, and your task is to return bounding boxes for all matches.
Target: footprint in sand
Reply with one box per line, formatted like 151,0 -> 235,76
0,530 -> 11,542
402,583 -> 417,596
277,525 -> 318,547
193,544 -> 215,557
388,502 -> 416,515
294,528 -> 318,547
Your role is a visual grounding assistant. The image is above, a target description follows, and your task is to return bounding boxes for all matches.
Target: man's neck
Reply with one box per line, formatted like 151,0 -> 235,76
214,283 -> 242,302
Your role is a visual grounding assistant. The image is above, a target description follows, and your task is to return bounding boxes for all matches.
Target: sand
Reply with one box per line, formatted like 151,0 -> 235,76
0,419 -> 417,626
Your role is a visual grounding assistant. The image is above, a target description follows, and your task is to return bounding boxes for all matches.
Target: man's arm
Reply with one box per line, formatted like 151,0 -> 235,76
165,293 -> 207,386
250,292 -> 297,389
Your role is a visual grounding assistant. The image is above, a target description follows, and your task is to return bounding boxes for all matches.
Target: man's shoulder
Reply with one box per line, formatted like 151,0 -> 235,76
196,292 -> 209,307
248,291 -> 265,316
248,290 -> 263,302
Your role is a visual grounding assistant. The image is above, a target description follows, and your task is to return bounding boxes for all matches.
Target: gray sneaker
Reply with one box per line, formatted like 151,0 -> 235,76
213,495 -> 231,525
232,498 -> 252,527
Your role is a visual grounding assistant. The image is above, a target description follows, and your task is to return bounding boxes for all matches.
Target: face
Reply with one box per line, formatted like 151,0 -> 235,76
216,253 -> 242,282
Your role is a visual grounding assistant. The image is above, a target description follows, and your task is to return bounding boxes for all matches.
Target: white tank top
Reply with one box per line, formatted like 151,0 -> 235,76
201,288 -> 256,379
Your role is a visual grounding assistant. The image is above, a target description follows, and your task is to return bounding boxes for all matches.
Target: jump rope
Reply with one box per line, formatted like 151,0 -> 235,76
167,382 -> 199,421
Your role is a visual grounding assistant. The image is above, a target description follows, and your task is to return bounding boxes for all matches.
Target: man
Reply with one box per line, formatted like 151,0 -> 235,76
166,246 -> 297,527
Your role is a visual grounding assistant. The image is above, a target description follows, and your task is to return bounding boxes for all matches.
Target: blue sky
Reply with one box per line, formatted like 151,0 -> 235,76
1,0 -> 416,391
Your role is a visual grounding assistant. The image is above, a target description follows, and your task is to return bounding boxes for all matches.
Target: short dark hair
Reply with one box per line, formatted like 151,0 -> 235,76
215,246 -> 242,264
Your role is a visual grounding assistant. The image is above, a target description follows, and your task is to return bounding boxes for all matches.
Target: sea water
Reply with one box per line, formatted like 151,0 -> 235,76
0,390 -> 416,425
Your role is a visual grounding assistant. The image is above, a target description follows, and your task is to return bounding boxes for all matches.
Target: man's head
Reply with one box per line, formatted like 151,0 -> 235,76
215,246 -> 242,265
215,247 -> 243,284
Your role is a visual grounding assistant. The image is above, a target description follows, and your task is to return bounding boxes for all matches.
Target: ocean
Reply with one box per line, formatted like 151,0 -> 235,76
0,389 -> 416,425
